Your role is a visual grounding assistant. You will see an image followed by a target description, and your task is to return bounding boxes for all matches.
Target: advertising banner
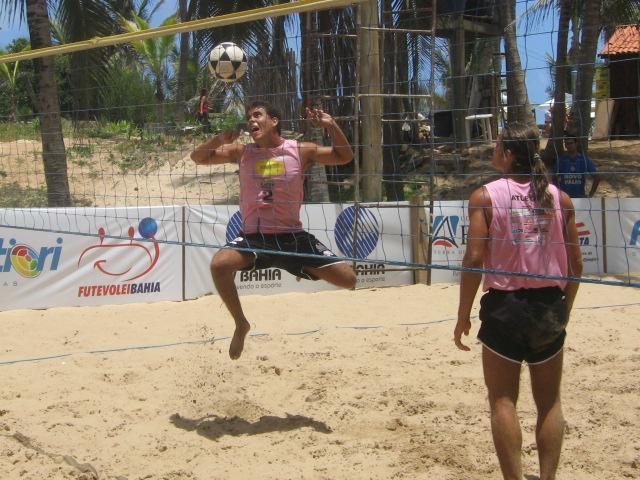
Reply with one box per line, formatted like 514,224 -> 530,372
604,198 -> 640,274
184,203 -> 414,298
571,198 -> 604,274
0,206 -> 182,310
428,198 -> 605,284
0,197 -> 615,311
429,201 -> 468,284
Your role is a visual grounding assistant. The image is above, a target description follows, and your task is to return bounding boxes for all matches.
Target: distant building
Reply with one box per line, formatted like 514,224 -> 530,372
599,24 -> 640,138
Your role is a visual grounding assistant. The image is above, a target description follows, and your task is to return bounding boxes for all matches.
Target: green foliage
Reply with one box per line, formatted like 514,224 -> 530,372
80,120 -> 139,139
0,38 -> 35,120
0,121 -> 39,141
107,151 -> 147,173
106,136 -> 169,173
100,62 -> 155,125
67,143 -> 96,167
211,113 -> 245,134
67,144 -> 95,157
0,118 -> 75,141
0,182 -> 48,208
403,177 -> 427,200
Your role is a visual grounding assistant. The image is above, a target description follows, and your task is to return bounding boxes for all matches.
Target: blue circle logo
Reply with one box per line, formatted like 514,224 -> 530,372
138,217 -> 158,239
226,211 -> 244,242
334,206 -> 380,259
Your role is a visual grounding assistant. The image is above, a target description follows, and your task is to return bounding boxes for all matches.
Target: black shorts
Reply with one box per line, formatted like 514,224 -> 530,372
477,287 -> 568,364
225,231 -> 343,280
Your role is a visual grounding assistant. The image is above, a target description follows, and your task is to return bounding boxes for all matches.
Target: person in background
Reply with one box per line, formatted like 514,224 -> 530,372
455,123 -> 583,480
196,89 -> 210,133
544,106 -> 553,138
555,134 -> 600,198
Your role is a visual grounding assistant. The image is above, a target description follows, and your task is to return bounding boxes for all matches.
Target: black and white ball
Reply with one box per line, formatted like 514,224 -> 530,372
208,42 -> 247,82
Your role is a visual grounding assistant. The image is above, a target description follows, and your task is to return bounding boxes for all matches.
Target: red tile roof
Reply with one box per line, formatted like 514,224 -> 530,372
601,25 -> 640,56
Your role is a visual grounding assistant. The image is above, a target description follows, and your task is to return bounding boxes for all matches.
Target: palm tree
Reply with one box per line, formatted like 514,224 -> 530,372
0,46 -> 27,121
544,0 -> 573,159
122,12 -> 177,125
572,0 -> 601,150
499,0 -> 535,125
175,0 -> 190,123
2,0 -> 72,207
50,0 -> 122,122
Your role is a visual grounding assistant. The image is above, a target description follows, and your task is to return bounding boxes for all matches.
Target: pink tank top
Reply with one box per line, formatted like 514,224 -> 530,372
483,178 -> 568,291
239,139 -> 304,234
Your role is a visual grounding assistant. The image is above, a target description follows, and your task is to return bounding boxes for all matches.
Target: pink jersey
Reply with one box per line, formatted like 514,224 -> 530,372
483,178 -> 568,291
238,139 -> 305,233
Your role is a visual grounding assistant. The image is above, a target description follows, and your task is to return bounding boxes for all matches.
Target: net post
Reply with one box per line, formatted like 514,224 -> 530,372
182,205 -> 186,302
601,196 -> 607,274
410,195 -> 429,284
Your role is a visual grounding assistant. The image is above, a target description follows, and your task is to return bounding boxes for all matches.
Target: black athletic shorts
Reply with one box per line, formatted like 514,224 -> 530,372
225,231 -> 343,280
477,287 -> 568,364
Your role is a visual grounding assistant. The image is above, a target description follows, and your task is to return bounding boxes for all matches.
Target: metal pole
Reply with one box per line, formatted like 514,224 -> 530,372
352,3 -> 362,276
427,0 -> 438,286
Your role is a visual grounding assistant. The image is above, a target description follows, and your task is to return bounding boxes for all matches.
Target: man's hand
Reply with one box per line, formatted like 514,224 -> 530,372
305,107 -> 335,129
453,316 -> 471,351
191,128 -> 243,165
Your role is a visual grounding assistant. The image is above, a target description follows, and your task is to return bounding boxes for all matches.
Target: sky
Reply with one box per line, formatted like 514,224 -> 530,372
0,1 -> 555,122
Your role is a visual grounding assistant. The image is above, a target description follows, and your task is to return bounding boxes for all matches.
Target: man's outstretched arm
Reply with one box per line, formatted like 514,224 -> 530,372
301,108 -> 353,167
191,129 -> 244,165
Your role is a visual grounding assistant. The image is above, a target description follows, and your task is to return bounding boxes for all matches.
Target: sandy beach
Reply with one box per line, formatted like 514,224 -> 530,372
1,282 -> 639,479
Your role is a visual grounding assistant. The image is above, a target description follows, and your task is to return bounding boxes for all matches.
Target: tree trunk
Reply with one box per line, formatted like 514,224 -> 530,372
358,0 -> 383,201
568,12 -> 580,95
300,12 -> 331,202
26,0 -> 72,207
304,126 -> 330,202
382,0 -> 407,201
10,89 -> 18,121
450,16 -> 467,145
155,79 -> 165,126
498,0 -> 535,126
467,39 -> 496,114
71,54 -> 91,121
573,0 -> 602,152
544,0 -> 572,161
175,0 -> 190,123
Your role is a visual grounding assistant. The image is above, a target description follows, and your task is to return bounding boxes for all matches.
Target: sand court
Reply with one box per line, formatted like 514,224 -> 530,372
1,282 -> 639,479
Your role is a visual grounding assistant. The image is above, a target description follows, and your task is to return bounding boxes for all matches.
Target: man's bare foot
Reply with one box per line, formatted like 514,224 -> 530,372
229,320 -> 251,359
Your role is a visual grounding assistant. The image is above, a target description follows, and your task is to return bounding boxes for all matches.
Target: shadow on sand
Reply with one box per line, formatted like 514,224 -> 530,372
169,412 -> 331,441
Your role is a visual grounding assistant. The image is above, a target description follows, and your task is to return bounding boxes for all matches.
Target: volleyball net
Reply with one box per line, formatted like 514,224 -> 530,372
0,0 -> 639,310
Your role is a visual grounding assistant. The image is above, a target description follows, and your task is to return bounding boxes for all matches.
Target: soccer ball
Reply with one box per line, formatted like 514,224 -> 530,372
208,42 -> 248,82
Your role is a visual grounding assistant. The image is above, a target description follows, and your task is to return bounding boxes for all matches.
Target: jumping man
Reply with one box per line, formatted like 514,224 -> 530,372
191,101 -> 356,359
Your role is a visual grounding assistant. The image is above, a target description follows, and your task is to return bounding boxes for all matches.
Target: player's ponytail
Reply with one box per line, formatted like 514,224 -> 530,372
502,123 -> 554,212
531,152 -> 554,212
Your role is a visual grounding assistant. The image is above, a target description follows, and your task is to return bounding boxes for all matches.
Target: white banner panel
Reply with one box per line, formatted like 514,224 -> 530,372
0,206 -> 182,310
571,198 -> 604,274
184,203 -> 413,298
429,201 -> 468,284
604,198 -> 640,274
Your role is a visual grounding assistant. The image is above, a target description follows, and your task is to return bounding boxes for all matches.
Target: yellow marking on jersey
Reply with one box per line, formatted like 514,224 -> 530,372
254,158 -> 285,176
